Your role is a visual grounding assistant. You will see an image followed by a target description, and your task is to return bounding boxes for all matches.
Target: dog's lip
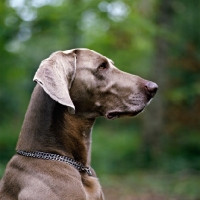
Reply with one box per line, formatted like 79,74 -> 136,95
106,108 -> 144,120
106,112 -> 119,120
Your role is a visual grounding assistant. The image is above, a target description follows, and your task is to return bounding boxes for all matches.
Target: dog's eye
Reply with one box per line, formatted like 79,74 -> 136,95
98,62 -> 107,70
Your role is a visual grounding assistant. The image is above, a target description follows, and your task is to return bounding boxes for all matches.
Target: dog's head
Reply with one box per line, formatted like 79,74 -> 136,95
34,49 -> 158,119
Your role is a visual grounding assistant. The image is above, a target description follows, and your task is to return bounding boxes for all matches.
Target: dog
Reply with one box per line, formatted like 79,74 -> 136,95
0,49 -> 158,199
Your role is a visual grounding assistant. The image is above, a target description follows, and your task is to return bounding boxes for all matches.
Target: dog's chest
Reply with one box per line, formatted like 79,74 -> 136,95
82,176 -> 104,200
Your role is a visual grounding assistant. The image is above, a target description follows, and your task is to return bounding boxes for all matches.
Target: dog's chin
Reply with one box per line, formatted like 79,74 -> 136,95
106,107 -> 145,120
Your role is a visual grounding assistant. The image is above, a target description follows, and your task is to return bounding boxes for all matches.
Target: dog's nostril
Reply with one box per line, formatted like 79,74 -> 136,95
145,81 -> 158,97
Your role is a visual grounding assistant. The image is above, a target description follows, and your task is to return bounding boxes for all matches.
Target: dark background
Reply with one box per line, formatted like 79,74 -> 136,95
0,0 -> 200,199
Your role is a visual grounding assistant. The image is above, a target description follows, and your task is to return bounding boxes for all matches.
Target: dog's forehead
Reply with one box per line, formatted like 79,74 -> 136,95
75,48 -> 114,64
90,51 -> 114,65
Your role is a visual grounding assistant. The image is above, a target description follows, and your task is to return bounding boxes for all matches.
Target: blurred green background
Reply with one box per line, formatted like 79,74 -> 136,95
0,0 -> 200,199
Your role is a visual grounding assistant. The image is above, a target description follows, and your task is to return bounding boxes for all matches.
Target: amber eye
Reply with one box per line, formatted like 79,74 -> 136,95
98,62 -> 107,70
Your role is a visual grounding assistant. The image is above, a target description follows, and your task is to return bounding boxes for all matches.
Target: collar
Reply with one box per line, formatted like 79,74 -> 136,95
16,150 -> 92,176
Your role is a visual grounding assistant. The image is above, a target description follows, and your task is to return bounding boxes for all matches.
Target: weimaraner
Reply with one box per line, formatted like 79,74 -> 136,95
0,48 -> 158,200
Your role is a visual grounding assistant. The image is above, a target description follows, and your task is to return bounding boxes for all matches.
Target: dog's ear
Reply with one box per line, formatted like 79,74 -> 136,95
33,50 -> 76,114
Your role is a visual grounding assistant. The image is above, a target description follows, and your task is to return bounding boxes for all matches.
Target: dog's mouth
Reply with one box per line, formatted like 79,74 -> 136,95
106,109 -> 144,120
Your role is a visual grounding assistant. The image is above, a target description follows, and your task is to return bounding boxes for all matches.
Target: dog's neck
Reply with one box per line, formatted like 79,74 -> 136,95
17,84 -> 95,166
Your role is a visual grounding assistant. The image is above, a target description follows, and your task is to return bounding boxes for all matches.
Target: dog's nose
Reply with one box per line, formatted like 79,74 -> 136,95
145,81 -> 158,98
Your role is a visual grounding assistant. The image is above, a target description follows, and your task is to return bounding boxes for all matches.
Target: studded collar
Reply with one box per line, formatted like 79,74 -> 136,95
16,150 -> 92,176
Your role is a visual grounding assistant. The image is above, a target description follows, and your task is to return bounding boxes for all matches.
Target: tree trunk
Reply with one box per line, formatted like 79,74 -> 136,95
142,0 -> 173,162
